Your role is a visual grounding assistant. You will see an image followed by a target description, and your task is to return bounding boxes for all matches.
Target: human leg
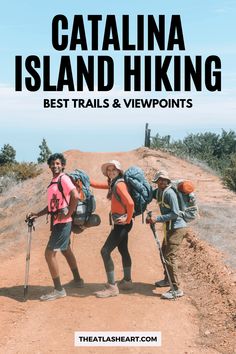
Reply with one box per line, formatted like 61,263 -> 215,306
96,225 -> 131,298
155,226 -> 169,287
40,223 -> 72,300
44,248 -> 62,289
40,248 -> 66,301
161,228 -> 186,299
61,245 -> 84,287
164,228 -> 186,289
117,222 -> 133,281
100,222 -> 133,282
100,228 -> 119,285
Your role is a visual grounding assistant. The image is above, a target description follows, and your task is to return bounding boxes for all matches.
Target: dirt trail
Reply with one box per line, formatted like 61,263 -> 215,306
0,148 -> 235,354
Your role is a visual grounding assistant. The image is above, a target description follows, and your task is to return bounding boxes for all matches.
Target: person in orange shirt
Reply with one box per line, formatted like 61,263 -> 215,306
90,160 -> 134,298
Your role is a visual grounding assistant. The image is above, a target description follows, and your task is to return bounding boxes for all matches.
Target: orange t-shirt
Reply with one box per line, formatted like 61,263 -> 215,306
90,179 -> 134,223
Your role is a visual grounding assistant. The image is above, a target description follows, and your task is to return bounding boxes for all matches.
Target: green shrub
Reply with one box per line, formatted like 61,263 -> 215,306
0,162 -> 42,182
38,138 -> 52,164
222,154 -> 236,192
150,129 -> 236,192
0,144 -> 16,165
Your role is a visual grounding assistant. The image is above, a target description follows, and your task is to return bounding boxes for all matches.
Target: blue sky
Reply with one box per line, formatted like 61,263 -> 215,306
0,1 -> 235,161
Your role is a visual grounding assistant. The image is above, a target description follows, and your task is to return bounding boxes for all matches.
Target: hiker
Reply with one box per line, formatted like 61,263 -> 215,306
90,160 -> 134,298
26,153 -> 84,301
147,170 -> 188,300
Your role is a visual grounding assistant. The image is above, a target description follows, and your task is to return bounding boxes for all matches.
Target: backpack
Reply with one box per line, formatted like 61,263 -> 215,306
112,166 -> 153,220
54,170 -> 100,233
157,179 -> 198,223
68,169 -> 97,225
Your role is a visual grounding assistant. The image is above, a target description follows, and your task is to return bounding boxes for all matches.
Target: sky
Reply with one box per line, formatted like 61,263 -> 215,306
0,0 -> 235,162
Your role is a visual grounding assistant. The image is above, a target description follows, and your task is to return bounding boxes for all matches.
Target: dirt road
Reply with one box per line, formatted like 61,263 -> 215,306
0,148 -> 235,354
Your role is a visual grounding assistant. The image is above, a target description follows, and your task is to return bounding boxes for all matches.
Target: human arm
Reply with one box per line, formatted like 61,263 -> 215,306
155,189 -> 179,223
26,206 -> 48,220
115,182 -> 134,224
90,179 -> 109,189
57,187 -> 79,221
67,188 -> 79,217
152,188 -> 158,200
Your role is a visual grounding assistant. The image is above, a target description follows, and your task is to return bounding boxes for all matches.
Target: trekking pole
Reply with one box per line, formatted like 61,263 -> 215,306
24,217 -> 35,301
146,211 -> 176,300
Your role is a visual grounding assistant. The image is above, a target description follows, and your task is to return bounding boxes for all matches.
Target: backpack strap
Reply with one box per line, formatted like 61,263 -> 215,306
112,178 -> 126,209
156,185 -> 172,209
110,179 -> 128,225
47,174 -> 69,206
76,180 -> 85,201
58,175 -> 69,205
69,169 -> 91,202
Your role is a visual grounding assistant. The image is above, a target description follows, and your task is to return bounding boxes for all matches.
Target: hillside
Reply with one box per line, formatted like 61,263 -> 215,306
0,148 -> 235,354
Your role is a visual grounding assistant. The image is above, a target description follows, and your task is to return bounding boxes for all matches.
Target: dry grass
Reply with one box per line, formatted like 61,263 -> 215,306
193,203 -> 236,270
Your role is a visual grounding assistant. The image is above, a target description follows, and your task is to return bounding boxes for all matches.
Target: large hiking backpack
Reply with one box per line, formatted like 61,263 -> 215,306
158,179 -> 198,223
68,169 -> 96,225
56,170 -> 101,233
112,166 -> 153,219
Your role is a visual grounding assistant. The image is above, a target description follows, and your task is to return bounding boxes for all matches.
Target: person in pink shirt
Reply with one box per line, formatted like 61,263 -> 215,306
27,153 -> 83,301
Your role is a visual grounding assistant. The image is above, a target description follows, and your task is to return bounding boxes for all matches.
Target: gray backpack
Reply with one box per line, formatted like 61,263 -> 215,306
157,180 -> 198,223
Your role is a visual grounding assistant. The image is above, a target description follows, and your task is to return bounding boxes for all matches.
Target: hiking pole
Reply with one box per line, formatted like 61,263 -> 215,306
146,211 -> 176,300
24,217 -> 35,301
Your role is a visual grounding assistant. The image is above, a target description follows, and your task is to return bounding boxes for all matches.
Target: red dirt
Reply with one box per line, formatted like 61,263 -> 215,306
0,148 -> 235,354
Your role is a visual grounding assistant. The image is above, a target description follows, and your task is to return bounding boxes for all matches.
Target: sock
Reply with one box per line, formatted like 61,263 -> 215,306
53,277 -> 63,291
71,267 -> 81,282
107,271 -> 115,285
123,267 -> 131,281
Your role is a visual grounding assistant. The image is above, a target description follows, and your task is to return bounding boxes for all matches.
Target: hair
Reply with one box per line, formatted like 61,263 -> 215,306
47,153 -> 66,169
106,172 -> 123,200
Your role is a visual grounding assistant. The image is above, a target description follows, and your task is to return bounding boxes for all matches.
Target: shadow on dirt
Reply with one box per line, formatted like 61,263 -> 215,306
0,282 -> 156,302
65,281 -> 156,298
0,285 -> 53,302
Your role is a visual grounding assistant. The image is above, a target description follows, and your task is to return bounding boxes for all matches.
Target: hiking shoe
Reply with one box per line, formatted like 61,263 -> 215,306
40,288 -> 66,301
118,279 -> 133,290
95,283 -> 119,298
161,288 -> 184,300
155,279 -> 170,288
68,278 -> 84,288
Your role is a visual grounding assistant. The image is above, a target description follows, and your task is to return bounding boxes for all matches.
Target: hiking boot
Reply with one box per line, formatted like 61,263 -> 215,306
40,288 -> 66,301
155,279 -> 170,288
161,288 -> 184,300
95,283 -> 119,298
68,278 -> 84,288
118,279 -> 133,290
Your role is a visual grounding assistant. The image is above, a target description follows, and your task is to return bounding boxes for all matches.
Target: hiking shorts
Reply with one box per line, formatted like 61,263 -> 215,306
46,222 -> 72,251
